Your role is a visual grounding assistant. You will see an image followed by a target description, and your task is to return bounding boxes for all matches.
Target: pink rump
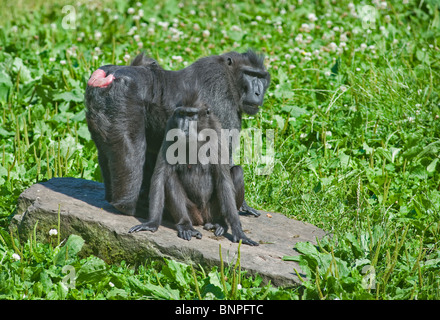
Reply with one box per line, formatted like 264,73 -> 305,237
87,69 -> 115,88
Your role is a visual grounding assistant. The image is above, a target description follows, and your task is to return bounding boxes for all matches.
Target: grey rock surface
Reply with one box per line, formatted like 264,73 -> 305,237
12,177 -> 328,287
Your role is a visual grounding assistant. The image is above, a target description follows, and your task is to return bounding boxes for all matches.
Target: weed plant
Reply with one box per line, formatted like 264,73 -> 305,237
0,0 -> 439,299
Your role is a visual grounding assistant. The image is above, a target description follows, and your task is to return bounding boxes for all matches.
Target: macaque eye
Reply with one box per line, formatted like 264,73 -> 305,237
206,108 -> 210,116
227,57 -> 233,66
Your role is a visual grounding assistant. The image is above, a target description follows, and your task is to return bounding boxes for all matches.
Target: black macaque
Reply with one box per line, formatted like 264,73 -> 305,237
85,50 -> 270,218
128,92 -> 258,246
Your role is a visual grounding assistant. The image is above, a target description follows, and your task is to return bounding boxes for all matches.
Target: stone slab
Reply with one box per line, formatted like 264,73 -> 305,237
12,177 -> 328,287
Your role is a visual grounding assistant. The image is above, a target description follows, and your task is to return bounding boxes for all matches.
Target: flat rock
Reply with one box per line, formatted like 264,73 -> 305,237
12,178 -> 328,287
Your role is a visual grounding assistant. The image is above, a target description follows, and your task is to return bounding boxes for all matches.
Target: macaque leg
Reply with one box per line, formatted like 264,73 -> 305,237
165,176 -> 202,241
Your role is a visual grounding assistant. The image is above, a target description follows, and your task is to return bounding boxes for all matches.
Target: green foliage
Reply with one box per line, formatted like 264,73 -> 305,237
0,231 -> 296,299
0,0 -> 440,299
285,224 -> 440,299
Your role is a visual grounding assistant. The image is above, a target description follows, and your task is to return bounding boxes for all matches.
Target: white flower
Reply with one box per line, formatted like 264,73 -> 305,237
329,42 -> 338,52
133,34 -> 140,42
109,282 -> 115,287
94,31 -> 102,40
123,54 -> 131,62
300,133 -> 308,139
340,33 -> 349,42
60,60 -> 66,65
231,25 -> 241,32
160,21 -> 170,30
12,253 -> 21,261
300,23 -> 311,33
308,13 -> 318,22
49,229 -> 58,236
237,284 -> 242,290
202,30 -> 210,37
127,7 -> 135,14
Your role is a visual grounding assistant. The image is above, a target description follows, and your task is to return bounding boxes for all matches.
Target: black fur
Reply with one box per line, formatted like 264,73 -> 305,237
85,50 -> 270,217
128,92 -> 258,246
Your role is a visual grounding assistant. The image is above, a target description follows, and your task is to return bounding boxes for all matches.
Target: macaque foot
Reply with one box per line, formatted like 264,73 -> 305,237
240,200 -> 261,217
232,233 -> 259,246
204,223 -> 227,237
128,222 -> 159,233
177,224 -> 202,241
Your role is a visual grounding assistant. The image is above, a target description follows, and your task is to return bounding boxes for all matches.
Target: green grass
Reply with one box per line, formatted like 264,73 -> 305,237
1,0 -> 440,300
